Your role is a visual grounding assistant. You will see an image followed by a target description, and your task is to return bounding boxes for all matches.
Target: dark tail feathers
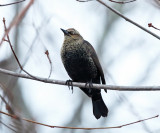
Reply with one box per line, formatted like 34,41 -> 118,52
92,94 -> 108,119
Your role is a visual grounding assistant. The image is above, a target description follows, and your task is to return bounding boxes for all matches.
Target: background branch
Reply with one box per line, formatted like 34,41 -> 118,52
96,0 -> 160,40
0,0 -> 25,7
45,50 -> 52,78
76,0 -> 160,40
108,0 -> 136,4
3,17 -> 44,81
0,0 -> 34,46
0,111 -> 158,130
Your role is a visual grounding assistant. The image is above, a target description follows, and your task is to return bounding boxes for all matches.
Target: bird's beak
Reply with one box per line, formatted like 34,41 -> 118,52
61,28 -> 69,36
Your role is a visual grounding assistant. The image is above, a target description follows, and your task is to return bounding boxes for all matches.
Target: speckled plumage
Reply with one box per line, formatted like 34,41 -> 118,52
61,40 -> 97,82
61,28 -> 108,119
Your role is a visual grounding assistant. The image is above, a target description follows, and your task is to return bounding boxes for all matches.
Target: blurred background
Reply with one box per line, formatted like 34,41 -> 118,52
0,0 -> 160,133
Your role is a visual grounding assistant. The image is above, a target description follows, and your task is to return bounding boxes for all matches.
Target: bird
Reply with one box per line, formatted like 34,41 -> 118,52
60,28 -> 108,119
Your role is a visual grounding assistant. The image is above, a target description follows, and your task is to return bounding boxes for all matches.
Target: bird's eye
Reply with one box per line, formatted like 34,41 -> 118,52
68,31 -> 74,35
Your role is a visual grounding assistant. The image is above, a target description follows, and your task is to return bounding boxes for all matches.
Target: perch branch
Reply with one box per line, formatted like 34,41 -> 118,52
1,68 -> 160,91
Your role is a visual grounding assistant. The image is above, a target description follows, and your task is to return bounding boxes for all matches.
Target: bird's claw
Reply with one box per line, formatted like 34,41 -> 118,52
65,79 -> 73,93
85,80 -> 93,94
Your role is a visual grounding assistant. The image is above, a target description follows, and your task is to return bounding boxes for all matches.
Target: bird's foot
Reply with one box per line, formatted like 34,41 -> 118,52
85,80 -> 93,94
65,79 -> 73,93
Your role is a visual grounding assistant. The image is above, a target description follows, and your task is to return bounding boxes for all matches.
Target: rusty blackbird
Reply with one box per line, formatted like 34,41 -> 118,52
61,28 -> 108,119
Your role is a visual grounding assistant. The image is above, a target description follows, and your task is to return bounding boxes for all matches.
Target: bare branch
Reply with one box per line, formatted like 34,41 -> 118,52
0,0 -> 25,7
97,0 -> 160,40
148,23 -> 160,31
45,50 -> 52,78
76,0 -> 94,2
96,0 -> 160,40
0,95 -> 14,114
2,18 -> 46,82
0,0 -> 34,46
0,111 -> 158,130
77,0 -> 136,3
3,18 -> 23,70
76,0 -> 160,40
0,120 -> 17,132
108,0 -> 136,4
1,68 -> 160,91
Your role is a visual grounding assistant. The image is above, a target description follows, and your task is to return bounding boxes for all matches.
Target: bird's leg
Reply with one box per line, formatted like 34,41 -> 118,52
85,79 -> 93,94
65,79 -> 74,93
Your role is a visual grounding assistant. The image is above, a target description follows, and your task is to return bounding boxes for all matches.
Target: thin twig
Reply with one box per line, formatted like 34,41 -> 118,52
0,111 -> 158,130
3,18 -> 23,70
0,120 -> 17,133
148,23 -> 160,31
3,18 -> 45,81
0,0 -> 34,46
1,68 -> 160,91
45,50 -> 52,78
0,0 -> 25,6
77,0 -> 136,4
20,17 -> 51,71
76,0 -> 94,2
108,0 -> 136,4
0,95 -> 14,115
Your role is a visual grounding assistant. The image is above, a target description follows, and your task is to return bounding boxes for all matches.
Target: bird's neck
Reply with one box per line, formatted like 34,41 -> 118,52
63,38 -> 83,46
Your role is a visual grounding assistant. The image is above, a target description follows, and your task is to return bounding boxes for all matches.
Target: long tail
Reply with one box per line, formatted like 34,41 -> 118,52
92,93 -> 108,119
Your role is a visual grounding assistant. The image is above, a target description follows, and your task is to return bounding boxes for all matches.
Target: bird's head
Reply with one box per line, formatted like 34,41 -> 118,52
61,28 -> 83,43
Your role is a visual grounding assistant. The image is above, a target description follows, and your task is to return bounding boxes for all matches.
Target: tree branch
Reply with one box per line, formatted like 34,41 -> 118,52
148,23 -> 160,31
77,0 -> 136,4
2,18 -> 41,81
45,50 -> 52,78
76,0 -> 160,40
96,0 -> 160,40
0,0 -> 25,7
0,111 -> 158,130
107,0 -> 136,4
0,0 -> 34,46
76,0 -> 94,2
0,68 -> 160,91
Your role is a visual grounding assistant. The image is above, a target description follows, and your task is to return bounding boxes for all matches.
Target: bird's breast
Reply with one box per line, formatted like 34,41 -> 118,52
61,43 -> 97,81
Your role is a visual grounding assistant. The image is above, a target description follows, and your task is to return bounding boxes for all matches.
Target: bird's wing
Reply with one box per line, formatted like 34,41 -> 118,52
84,40 -> 106,92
